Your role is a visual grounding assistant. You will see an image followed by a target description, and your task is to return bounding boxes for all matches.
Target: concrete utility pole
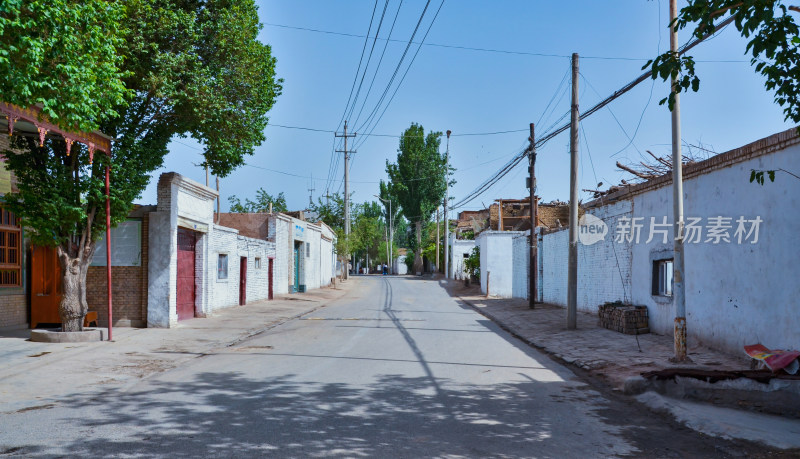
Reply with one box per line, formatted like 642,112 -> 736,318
528,123 -> 538,309
670,0 -> 687,361
567,53 -> 580,330
444,130 -> 451,279
308,174 -> 315,207
335,121 -> 356,278
436,207 -> 440,273
375,195 -> 393,275
215,176 -> 220,224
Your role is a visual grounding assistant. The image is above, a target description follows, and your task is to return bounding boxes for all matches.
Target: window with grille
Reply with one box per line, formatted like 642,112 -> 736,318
0,208 -> 21,287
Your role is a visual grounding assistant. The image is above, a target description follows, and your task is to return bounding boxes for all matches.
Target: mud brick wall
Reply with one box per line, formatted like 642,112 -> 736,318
87,213 -> 149,328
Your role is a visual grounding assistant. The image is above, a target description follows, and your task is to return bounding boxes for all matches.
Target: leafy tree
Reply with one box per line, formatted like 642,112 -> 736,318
386,123 -> 447,274
310,192 -> 346,230
0,0 -> 130,133
1,0 -> 282,331
228,189 -> 287,213
646,0 -> 800,123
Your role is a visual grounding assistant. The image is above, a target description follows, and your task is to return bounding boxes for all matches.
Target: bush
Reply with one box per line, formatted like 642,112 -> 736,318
464,246 -> 480,280
404,251 -> 415,273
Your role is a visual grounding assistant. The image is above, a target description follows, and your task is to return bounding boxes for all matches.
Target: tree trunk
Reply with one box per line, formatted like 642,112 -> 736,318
414,220 -> 423,274
57,243 -> 95,332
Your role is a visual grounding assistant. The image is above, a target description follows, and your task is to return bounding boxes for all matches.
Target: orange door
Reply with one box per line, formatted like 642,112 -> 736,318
31,246 -> 62,328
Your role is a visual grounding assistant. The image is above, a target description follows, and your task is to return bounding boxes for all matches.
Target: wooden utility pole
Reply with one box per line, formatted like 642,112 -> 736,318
567,53 -> 579,330
335,120 -> 356,279
670,0 -> 687,361
528,123 -> 538,309
444,130 -> 451,279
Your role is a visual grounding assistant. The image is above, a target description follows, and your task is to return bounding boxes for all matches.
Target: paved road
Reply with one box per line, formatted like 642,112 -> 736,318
0,276 -> 762,458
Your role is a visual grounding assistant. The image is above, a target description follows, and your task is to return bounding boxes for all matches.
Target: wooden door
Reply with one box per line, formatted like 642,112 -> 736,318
268,258 -> 274,300
31,246 -> 62,328
176,228 -> 196,321
239,257 -> 247,306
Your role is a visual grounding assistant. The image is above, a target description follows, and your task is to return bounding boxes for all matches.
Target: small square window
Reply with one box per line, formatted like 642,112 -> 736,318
255,257 -> 262,269
463,253 -> 470,258
218,254 -> 228,280
652,259 -> 673,296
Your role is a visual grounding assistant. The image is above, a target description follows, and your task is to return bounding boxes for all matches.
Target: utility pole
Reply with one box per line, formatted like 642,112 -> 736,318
567,53 -> 579,330
335,120 -> 356,278
670,0 -> 687,361
436,207 -> 440,273
444,130 -> 451,279
308,174 -> 315,208
205,164 -> 209,187
215,176 -> 220,224
528,123 -> 538,309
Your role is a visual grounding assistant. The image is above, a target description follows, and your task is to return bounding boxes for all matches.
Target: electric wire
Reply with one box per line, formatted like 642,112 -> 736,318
450,14 -> 738,211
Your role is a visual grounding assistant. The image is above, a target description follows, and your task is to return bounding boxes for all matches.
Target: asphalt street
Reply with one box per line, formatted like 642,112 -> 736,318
0,276 -> 767,458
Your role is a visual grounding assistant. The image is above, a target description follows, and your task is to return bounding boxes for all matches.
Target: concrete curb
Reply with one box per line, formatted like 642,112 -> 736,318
30,328 -> 106,343
456,292 -> 800,421
624,374 -> 800,419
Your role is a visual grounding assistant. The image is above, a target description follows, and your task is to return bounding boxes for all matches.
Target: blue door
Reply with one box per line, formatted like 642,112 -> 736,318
293,245 -> 300,293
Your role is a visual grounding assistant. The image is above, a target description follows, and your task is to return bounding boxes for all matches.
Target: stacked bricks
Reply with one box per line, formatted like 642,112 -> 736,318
598,301 -> 650,335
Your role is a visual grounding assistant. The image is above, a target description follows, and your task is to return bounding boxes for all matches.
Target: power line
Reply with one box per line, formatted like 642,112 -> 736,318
450,14 -> 738,210
353,0 -> 446,150
352,0 -> 434,136
268,122 -> 526,137
263,22 -> 749,63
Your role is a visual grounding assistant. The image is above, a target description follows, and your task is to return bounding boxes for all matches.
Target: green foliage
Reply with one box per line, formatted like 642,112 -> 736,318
228,189 -> 287,213
464,246 -> 480,280
750,169 -> 775,185
386,124 -> 447,227
646,1 -> 800,123
1,0 -> 282,256
0,0 -> 130,133
310,192 -> 346,230
404,250 -> 415,272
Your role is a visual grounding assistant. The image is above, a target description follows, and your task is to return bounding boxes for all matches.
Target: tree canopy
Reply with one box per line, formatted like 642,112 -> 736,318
647,0 -> 800,123
0,0 -> 130,133
0,0 -> 282,330
229,189 -> 288,213
385,123 -> 447,272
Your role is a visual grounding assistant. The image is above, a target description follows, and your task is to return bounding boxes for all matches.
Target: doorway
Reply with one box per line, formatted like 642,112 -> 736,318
268,258 -> 274,300
176,228 -> 196,321
239,256 -> 247,305
31,246 -> 62,328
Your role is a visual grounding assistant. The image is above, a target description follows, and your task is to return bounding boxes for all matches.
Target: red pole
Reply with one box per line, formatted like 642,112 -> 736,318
105,164 -> 113,341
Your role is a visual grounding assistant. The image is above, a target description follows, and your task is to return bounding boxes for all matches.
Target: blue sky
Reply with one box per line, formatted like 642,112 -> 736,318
138,0 -> 794,213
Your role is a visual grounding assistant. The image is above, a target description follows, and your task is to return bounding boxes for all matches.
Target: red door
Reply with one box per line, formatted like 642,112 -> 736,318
239,257 -> 247,305
177,228 -> 196,320
268,258 -> 274,300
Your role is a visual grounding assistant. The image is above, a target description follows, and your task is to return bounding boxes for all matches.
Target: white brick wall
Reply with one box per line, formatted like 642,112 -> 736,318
511,232 -> 529,299
540,200 -> 633,312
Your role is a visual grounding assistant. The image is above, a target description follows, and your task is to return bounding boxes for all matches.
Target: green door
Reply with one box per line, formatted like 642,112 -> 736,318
293,245 -> 300,293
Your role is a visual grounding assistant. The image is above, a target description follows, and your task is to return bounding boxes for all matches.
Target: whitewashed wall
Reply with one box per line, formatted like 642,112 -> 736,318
511,232 -> 529,299
450,238 -> 476,280
477,231 -> 525,298
629,141 -> 800,353
539,131 -> 800,354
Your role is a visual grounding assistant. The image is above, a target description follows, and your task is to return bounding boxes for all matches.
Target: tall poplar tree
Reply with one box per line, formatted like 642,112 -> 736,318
386,124 -> 447,274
